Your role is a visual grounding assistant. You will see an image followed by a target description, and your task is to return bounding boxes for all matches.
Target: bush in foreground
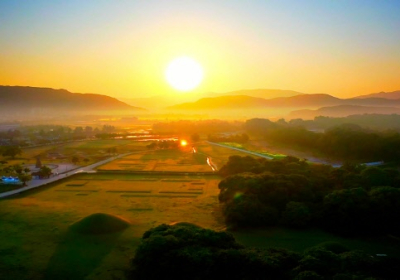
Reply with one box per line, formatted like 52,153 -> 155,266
130,223 -> 296,280
130,223 -> 399,280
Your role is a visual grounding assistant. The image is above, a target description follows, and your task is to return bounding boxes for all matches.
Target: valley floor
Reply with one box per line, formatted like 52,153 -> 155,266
1,141 -> 398,279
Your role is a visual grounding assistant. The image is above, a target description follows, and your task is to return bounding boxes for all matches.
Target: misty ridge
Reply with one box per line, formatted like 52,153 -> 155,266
0,86 -> 144,119
167,91 -> 400,112
2,85 -> 400,121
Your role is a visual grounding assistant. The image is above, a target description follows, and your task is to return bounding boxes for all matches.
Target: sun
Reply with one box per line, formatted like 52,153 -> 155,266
165,57 -> 204,91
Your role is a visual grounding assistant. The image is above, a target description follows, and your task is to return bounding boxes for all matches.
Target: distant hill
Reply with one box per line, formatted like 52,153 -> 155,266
266,94 -> 342,107
209,89 -> 304,99
168,93 -> 400,112
0,86 -> 144,117
167,95 -> 270,110
288,105 -> 400,119
122,89 -> 304,109
126,89 -> 400,111
120,94 -> 202,110
353,90 -> 400,100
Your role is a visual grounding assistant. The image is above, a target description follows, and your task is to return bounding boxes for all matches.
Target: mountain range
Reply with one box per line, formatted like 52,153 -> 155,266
167,93 -> 400,110
2,85 -> 400,120
289,105 -> 400,119
0,86 -> 144,118
120,89 -> 303,109
353,90 -> 400,100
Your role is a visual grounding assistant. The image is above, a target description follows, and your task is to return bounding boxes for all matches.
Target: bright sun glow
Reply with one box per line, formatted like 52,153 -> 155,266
180,139 -> 188,146
165,57 -> 203,91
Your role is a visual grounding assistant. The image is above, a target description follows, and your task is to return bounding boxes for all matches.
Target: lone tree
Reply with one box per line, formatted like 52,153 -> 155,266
38,165 -> 52,179
18,172 -> 32,186
35,155 -> 42,168
1,146 -> 22,159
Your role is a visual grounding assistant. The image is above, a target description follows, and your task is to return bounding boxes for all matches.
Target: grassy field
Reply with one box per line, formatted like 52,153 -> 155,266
98,148 -> 213,172
1,141 -> 399,279
0,173 -> 223,279
1,171 -> 399,279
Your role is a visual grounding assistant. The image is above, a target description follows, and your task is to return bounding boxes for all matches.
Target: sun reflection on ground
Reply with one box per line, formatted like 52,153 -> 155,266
180,140 -> 188,146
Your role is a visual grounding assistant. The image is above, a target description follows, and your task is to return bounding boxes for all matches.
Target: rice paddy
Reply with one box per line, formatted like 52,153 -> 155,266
97,148 -> 213,172
1,140 -> 397,279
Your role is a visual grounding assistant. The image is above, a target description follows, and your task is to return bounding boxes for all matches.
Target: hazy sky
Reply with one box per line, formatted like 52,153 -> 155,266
1,1 -> 399,98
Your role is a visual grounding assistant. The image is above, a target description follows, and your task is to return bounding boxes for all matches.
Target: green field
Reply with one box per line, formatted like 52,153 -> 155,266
0,173 -> 223,279
1,171 -> 399,279
2,141 -> 399,279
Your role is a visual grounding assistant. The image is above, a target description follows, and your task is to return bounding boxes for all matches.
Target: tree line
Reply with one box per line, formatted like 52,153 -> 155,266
0,124 -> 117,146
244,118 -> 400,162
291,114 -> 400,132
218,155 -> 400,236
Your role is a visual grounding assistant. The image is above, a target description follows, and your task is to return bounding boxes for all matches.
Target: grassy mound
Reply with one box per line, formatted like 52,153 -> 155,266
69,213 -> 130,235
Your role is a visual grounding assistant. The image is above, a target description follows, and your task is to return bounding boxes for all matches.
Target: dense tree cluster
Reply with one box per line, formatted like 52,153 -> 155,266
207,133 -> 249,143
218,156 -> 400,235
0,129 -> 21,141
0,145 -> 22,158
291,114 -> 400,132
0,124 -> 115,146
130,223 -> 399,280
146,140 -> 180,150
244,118 -> 400,162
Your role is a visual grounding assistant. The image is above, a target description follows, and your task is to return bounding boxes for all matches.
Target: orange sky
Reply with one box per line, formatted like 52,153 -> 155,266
1,1 -> 399,98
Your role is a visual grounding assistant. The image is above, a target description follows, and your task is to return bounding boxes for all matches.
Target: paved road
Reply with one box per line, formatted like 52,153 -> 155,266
0,152 -> 132,198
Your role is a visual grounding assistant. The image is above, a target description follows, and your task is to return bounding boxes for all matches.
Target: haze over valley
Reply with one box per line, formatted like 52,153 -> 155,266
1,1 -> 400,279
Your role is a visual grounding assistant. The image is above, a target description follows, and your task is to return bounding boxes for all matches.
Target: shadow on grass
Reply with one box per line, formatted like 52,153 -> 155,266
44,229 -> 123,280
